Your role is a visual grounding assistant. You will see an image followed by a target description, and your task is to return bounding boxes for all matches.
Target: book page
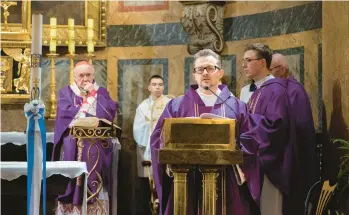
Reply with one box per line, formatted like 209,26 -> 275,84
199,113 -> 228,119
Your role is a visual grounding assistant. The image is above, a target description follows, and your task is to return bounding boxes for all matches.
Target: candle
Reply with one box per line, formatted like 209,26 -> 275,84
31,14 -> 42,100
68,18 -> 75,54
87,18 -> 94,53
49,17 -> 56,53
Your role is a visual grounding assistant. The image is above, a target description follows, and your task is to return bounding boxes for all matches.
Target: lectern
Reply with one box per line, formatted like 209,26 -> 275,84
70,117 -> 121,211
158,118 -> 242,215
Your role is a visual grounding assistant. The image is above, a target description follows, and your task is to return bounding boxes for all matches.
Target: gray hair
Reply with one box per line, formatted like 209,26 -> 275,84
193,49 -> 222,68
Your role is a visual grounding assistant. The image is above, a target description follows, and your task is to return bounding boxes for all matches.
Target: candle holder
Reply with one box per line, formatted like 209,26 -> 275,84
86,53 -> 96,64
66,53 -> 76,85
45,52 -> 59,119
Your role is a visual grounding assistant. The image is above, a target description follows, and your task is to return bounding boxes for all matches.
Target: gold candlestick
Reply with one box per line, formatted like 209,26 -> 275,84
46,53 -> 59,119
66,53 -> 76,85
86,53 -> 96,64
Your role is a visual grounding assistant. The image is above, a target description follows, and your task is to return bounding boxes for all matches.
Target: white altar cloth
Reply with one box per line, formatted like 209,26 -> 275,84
0,131 -> 54,145
0,161 -> 88,215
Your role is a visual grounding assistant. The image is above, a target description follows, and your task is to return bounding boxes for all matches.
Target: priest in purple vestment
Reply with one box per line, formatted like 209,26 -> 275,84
241,43 -> 297,215
52,61 -> 118,214
271,53 -> 318,214
150,49 -> 275,215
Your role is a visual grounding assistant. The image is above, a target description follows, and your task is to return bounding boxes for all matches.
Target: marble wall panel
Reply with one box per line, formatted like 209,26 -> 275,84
107,2 -> 321,47
117,58 -> 168,137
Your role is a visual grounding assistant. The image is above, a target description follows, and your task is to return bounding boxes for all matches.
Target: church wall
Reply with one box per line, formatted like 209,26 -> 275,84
100,1 -> 324,215
322,2 -> 349,139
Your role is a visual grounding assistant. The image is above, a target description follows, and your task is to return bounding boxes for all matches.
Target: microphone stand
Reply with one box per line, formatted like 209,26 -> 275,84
203,86 -> 241,150
85,90 -> 116,134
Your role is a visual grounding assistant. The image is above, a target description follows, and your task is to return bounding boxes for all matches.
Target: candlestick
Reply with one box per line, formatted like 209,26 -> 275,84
49,17 -> 57,53
66,53 -> 76,85
68,18 -> 75,54
86,53 -> 96,64
45,53 -> 59,119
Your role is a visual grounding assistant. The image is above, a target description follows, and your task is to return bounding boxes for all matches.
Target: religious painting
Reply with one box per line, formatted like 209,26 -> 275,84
31,1 -> 85,25
119,1 -> 169,12
184,55 -> 237,95
117,59 -> 168,137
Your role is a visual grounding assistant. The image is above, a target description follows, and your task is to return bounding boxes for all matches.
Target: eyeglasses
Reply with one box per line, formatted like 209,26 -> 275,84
193,66 -> 220,74
242,58 -> 262,65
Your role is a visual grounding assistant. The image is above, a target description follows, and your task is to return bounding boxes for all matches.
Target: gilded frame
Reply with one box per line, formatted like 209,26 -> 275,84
1,0 -> 107,47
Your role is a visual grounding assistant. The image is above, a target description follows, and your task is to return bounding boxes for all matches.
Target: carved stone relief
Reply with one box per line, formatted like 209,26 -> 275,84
180,1 -> 225,54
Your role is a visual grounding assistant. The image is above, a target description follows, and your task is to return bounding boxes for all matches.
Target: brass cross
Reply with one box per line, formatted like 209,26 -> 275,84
0,1 -> 17,32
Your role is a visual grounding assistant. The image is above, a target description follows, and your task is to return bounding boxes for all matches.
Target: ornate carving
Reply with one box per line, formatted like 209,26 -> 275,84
0,1 -> 18,32
180,1 -> 225,54
3,48 -> 31,93
0,56 -> 13,93
30,54 -> 41,68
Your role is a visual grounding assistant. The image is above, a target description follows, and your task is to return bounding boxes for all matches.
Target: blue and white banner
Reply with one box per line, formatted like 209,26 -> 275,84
24,100 -> 46,215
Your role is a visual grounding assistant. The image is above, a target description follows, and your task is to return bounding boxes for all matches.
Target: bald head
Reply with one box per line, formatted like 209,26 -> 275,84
270,53 -> 289,78
74,61 -> 95,88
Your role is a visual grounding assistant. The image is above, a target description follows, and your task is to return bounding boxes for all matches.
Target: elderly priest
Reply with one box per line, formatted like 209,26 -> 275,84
52,61 -> 118,214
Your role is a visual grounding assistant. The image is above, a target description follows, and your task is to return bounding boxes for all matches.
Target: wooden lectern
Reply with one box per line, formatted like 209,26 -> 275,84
158,118 -> 242,215
70,117 -> 121,210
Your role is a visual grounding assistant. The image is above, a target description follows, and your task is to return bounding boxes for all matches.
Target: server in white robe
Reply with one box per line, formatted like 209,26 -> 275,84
133,75 -> 172,177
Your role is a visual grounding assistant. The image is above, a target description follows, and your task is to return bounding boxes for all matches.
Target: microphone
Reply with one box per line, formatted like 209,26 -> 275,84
203,86 -> 238,117
203,86 -> 241,150
85,92 -> 116,133
79,85 -> 114,120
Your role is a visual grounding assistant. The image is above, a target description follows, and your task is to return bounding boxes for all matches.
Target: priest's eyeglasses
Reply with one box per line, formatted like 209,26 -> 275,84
242,58 -> 262,65
193,66 -> 220,74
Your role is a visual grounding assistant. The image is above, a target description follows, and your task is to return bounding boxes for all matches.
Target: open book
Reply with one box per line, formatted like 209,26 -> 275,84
72,117 -> 122,139
199,113 -> 228,119
186,113 -> 229,119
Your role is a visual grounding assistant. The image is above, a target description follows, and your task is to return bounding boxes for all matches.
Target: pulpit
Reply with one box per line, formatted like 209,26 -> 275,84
70,117 -> 121,213
158,117 -> 242,215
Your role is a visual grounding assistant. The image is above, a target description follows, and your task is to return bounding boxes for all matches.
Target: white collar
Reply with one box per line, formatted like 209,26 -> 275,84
70,81 -> 99,97
196,88 -> 221,97
254,74 -> 275,89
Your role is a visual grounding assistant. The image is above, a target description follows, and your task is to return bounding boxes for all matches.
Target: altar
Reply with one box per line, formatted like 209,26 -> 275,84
0,132 -> 121,215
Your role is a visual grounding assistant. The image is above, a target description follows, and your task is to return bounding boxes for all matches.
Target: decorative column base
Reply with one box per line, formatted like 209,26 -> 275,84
200,167 -> 219,215
171,165 -> 191,215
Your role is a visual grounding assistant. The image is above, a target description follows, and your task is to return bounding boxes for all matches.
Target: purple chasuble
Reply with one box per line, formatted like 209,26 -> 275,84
245,78 -> 296,214
286,76 -> 318,214
150,85 -> 268,215
52,86 -> 118,205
